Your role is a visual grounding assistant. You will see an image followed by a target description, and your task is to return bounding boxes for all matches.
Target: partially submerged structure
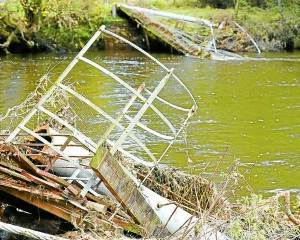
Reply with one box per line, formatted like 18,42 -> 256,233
116,4 -> 261,60
0,25 -> 229,239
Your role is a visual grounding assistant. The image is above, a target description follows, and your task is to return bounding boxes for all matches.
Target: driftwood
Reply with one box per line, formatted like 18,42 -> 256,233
0,142 -> 145,237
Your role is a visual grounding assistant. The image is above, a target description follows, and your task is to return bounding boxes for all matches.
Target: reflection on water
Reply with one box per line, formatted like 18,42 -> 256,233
0,50 -> 299,196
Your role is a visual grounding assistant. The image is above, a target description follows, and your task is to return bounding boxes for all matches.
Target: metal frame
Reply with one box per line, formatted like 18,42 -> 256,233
5,24 -> 197,191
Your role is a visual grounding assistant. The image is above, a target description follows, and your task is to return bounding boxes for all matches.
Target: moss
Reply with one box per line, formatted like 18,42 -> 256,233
270,12 -> 282,22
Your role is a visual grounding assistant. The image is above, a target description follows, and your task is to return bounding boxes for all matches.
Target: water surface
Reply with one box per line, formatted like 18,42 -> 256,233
0,50 -> 299,196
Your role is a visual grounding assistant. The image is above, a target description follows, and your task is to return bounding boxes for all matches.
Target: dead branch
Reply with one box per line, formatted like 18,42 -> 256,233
274,191 -> 300,225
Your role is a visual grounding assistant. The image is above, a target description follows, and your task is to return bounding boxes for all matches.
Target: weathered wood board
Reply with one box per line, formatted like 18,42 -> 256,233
90,147 -> 170,238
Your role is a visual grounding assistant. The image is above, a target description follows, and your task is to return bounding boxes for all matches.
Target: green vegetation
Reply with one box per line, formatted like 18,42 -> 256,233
132,0 -> 300,50
0,0 -> 299,54
0,0 -> 125,53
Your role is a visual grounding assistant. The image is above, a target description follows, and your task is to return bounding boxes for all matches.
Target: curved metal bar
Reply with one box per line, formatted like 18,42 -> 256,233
140,106 -> 196,187
57,83 -> 158,164
79,56 -> 177,136
39,104 -> 155,166
101,26 -> 198,110
105,139 -> 154,167
123,114 -> 174,140
59,83 -> 172,142
110,69 -> 173,155
144,88 -> 190,112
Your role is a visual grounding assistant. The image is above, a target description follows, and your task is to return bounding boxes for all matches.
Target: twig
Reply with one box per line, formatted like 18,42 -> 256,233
275,191 -> 300,225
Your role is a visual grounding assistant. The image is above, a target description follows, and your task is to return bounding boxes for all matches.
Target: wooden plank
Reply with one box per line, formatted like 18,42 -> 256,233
0,166 -> 30,182
90,147 -> 170,238
5,145 -> 44,173
20,170 -> 61,190
0,181 -> 81,222
0,179 -> 145,236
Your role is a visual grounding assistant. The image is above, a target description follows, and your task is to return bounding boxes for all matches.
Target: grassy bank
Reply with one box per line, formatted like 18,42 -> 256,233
0,0 -> 111,53
0,0 -> 299,54
131,0 -> 300,51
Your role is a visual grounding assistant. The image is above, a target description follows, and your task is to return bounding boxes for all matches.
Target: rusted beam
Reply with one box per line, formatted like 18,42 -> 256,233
0,178 -> 145,236
1,144 -> 46,172
0,181 -> 82,222
21,170 -> 61,191
0,166 -> 30,182
1,145 -> 74,194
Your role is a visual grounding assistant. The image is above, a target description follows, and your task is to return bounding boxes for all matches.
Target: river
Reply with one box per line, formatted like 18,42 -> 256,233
0,50 -> 299,198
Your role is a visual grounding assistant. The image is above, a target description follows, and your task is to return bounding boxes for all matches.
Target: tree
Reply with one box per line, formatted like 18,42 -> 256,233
198,0 -> 234,8
20,0 -> 42,27
234,0 -> 240,16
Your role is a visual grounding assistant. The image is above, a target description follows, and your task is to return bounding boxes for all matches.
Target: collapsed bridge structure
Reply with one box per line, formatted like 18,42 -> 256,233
0,25 -> 231,239
116,4 -> 261,60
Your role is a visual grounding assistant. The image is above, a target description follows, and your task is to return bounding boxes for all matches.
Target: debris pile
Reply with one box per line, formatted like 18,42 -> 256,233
0,140 -> 145,238
0,25 -> 228,239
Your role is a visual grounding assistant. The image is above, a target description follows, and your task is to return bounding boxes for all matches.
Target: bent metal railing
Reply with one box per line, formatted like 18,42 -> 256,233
5,25 -> 197,167
2,25 -> 201,237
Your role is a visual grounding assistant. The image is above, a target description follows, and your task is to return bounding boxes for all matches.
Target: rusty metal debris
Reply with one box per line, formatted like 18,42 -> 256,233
0,25 -> 229,239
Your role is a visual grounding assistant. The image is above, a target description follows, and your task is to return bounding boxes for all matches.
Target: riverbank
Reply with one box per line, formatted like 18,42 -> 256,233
1,8 -> 300,238
0,0 -> 299,54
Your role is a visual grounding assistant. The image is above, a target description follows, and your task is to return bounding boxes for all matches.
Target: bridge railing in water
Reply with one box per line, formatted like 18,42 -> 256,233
0,25 -> 232,239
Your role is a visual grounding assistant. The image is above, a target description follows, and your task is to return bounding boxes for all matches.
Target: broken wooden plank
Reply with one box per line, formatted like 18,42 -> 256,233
0,166 -> 30,182
0,177 -> 145,236
20,170 -> 61,190
0,180 -> 82,222
90,147 -> 170,238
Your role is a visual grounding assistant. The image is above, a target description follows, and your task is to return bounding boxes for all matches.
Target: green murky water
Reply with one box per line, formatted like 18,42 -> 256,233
0,50 -> 299,196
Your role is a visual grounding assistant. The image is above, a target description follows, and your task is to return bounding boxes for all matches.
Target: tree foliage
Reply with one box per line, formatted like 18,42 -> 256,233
1,0 -> 300,53
0,0 -> 106,53
193,0 -> 300,8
